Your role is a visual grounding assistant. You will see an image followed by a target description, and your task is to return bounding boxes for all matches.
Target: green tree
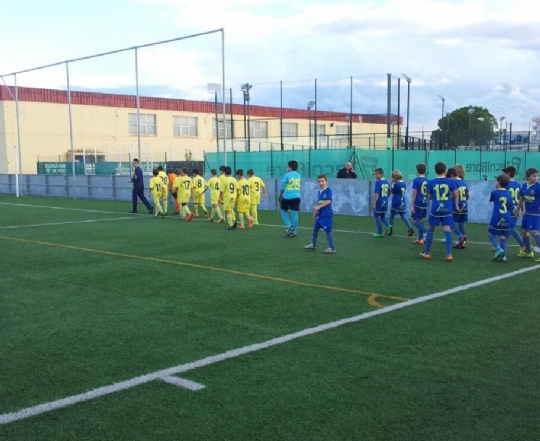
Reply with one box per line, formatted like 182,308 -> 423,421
431,106 -> 498,149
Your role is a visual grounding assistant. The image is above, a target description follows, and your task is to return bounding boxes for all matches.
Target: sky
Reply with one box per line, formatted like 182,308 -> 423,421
0,0 -> 539,133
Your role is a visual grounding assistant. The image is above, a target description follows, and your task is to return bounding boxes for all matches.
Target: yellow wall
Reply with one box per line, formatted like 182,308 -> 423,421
0,99 -> 390,174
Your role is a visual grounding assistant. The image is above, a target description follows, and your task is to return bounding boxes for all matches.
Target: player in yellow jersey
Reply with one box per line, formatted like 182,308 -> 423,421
247,169 -> 267,225
172,167 -> 194,221
157,166 -> 169,216
207,169 -> 224,223
235,169 -> 254,229
168,169 -> 180,214
148,169 -> 165,217
191,169 -> 209,218
220,166 -> 238,230
220,165 -> 236,222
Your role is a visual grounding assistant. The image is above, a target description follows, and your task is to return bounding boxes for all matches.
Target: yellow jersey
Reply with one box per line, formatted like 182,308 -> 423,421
149,176 -> 164,198
208,176 -> 222,204
237,177 -> 251,212
192,175 -> 208,196
158,171 -> 169,196
248,176 -> 265,204
173,175 -> 192,203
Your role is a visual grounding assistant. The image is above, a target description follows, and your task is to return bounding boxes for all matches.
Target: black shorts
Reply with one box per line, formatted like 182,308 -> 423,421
281,197 -> 301,211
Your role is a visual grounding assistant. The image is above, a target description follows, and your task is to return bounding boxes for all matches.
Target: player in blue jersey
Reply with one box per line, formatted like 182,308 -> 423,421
304,174 -> 336,254
488,175 -> 513,262
419,162 -> 463,262
389,170 -> 414,237
517,167 -> 540,260
502,166 -> 526,252
410,163 -> 428,245
372,168 -> 391,237
279,160 -> 301,238
446,166 -> 468,249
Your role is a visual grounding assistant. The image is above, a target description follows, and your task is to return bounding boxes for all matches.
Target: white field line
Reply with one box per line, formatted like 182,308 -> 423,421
1,264 -> 539,425
0,217 -> 140,230
161,376 -> 206,391
0,201 -> 522,247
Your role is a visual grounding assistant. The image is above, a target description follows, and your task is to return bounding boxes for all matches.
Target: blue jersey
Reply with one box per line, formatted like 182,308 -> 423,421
507,180 -> 521,216
427,177 -> 457,217
316,187 -> 333,218
281,170 -> 301,199
489,189 -> 512,231
373,179 -> 390,213
453,179 -> 469,214
391,181 -> 407,212
412,176 -> 428,209
522,182 -> 540,216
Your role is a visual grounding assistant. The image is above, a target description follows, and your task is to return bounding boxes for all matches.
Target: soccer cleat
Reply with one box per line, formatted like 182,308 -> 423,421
323,248 -> 336,254
253,221 -> 259,226
304,244 -> 316,250
534,246 -> 540,253
373,233 -> 384,238
407,229 -> 414,237
187,213 -> 194,221
517,250 -> 534,258
499,256 -> 507,262
535,257 -> 540,262
387,225 -> 393,236
412,239 -> 424,245
248,218 -> 254,229
493,248 -> 505,261
237,225 -> 245,229
456,235 -> 467,248
419,252 -> 431,259
455,242 -> 466,250
208,217 -> 214,222
204,211 -> 209,217
149,207 -> 154,214
233,220 -> 238,229
288,233 -> 297,238
226,226 -> 234,230
285,226 -> 293,235
445,254 -> 453,262
217,218 -> 224,224
163,213 -> 168,217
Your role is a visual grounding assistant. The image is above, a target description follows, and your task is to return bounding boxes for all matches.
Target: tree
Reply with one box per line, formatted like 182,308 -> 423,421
431,106 -> 498,149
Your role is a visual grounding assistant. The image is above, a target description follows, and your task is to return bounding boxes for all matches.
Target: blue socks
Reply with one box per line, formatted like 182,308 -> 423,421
280,209 -> 291,228
510,228 -> 524,247
425,230 -> 434,253
291,210 -> 299,233
375,218 -> 383,234
414,220 -> 426,239
444,230 -> 453,255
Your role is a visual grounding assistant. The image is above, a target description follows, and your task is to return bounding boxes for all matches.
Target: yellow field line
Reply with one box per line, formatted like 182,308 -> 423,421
0,235 -> 409,305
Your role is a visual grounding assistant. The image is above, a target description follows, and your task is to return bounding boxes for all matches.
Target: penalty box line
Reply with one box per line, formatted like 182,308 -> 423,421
1,264 -> 539,426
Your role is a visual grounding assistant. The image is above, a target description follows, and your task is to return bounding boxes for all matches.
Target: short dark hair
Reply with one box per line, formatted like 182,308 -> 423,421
374,168 -> 383,175
152,168 -> 159,176
247,169 -> 254,176
526,168 -> 538,179
496,174 -> 510,188
181,167 -> 188,174
219,165 -> 226,172
133,158 -> 139,163
211,168 -> 217,175
446,168 -> 457,178
235,169 -> 244,177
434,162 -> 447,175
192,169 -> 199,175
224,166 -> 232,175
157,165 -> 163,171
416,163 -> 426,174
502,166 -> 516,178
288,160 -> 299,171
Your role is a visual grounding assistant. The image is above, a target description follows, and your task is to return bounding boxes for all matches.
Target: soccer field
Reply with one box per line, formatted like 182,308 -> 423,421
1,194 -> 538,441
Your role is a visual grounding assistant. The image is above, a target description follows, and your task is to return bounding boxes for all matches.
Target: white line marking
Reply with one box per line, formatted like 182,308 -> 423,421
1,264 -> 538,425
0,201 -> 129,216
161,376 -> 206,391
0,217 -> 140,230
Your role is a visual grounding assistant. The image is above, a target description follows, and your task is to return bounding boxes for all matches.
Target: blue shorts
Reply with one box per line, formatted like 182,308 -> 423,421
411,208 -> 427,220
510,217 -> 518,229
373,210 -> 387,218
314,216 -> 333,233
488,226 -> 509,237
453,213 -> 468,223
522,214 -> 540,231
391,208 -> 406,216
428,214 -> 454,228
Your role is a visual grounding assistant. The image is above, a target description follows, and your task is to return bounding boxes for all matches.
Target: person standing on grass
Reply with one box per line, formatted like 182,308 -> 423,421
129,158 -> 153,214
336,162 -> 357,179
372,168 -> 391,238
207,169 -> 224,223
220,166 -> 238,230
502,166 -> 526,252
304,174 -> 336,254
410,163 -> 428,245
157,166 -> 169,216
192,169 -> 209,218
149,169 -> 165,218
488,175 -> 513,262
235,169 -> 254,229
247,169 -> 267,225
516,167 -> 540,260
389,170 -> 414,237
450,164 -> 469,249
172,167 -> 194,221
279,160 -> 301,238
168,169 -> 180,215
419,162 -> 464,262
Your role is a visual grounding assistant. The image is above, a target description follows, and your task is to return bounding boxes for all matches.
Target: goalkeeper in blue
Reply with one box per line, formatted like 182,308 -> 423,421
304,174 -> 336,254
279,160 -> 301,237
488,175 -> 513,262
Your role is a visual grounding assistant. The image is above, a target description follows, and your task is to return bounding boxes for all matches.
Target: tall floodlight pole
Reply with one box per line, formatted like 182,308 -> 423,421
500,116 -> 506,146
240,83 -> 252,151
468,108 -> 475,146
402,74 -> 411,150
437,95 -> 445,149
307,101 -> 315,148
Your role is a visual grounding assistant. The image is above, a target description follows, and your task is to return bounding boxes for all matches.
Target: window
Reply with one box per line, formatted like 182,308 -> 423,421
250,120 -> 268,138
213,119 -> 233,139
129,113 -> 156,135
173,116 -> 198,137
282,122 -> 298,138
335,125 -> 350,136
310,124 -> 326,135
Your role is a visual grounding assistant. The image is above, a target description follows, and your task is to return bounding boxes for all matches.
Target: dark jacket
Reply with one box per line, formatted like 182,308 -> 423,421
336,168 -> 357,179
130,167 -> 145,189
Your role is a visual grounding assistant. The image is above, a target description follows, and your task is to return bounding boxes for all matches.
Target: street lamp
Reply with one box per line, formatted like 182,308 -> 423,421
445,111 -> 450,149
499,116 -> 506,147
468,108 -> 475,146
307,101 -> 315,148
402,74 -> 411,150
240,83 -> 252,151
437,95 -> 445,149
477,117 -> 485,149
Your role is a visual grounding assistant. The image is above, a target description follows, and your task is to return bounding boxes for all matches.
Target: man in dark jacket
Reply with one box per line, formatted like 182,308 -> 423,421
336,162 -> 357,179
129,158 -> 153,214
